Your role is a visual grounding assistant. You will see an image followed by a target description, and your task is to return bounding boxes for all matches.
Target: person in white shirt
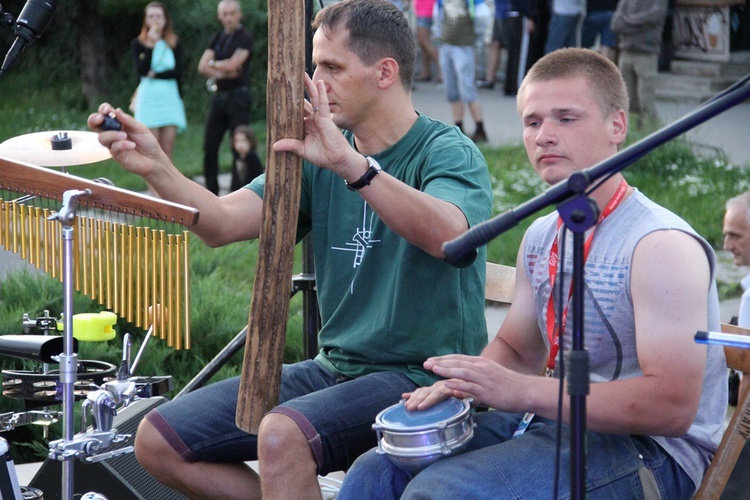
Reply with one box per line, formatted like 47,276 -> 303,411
723,191 -> 750,328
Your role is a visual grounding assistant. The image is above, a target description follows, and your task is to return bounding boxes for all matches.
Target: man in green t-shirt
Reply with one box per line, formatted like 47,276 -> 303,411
89,0 -> 492,497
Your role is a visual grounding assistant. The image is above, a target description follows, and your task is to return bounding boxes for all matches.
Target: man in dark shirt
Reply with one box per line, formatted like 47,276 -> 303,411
198,0 -> 254,195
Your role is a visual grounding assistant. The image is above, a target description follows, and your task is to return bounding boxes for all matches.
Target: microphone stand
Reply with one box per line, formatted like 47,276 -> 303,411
557,190 -> 598,498
0,0 -> 57,78
443,78 -> 750,499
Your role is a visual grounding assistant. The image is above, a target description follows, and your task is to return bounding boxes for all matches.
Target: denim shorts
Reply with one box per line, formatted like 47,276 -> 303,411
145,359 -> 418,475
439,44 -> 478,104
339,411 -> 695,499
416,15 -> 433,29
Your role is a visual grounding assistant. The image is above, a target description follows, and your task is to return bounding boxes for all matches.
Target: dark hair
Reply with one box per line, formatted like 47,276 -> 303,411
313,0 -> 416,90
233,125 -> 258,151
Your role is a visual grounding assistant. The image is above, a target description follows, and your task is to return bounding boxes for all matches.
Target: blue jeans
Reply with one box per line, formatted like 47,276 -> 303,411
145,359 -> 418,475
338,411 -> 695,499
581,10 -> 617,49
439,44 -> 478,104
545,13 -> 582,54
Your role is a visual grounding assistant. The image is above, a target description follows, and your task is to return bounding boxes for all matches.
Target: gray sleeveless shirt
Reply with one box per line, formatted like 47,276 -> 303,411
523,188 -> 726,490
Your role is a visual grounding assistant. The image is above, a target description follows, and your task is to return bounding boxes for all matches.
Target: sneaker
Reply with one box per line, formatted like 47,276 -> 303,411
476,80 -> 495,89
471,129 -> 488,143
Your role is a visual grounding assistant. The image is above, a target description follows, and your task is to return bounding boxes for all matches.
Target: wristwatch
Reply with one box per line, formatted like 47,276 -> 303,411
345,156 -> 382,191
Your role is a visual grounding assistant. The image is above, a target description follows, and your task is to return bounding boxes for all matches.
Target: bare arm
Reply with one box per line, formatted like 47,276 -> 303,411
88,105 -> 263,247
273,75 -> 469,258
481,240 -> 549,374
198,48 -> 249,80
583,230 -> 709,435
404,241 -> 547,411
197,48 -> 216,76
428,230 -> 711,437
354,157 -> 470,257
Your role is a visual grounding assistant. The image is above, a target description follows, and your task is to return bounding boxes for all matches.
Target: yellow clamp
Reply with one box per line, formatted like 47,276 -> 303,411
57,311 -> 117,342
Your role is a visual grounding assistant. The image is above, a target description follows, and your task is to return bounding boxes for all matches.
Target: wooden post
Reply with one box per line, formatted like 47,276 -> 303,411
236,0 -> 305,434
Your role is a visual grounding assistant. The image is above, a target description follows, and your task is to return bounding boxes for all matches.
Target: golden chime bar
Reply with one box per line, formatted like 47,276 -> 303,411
0,156 -> 199,349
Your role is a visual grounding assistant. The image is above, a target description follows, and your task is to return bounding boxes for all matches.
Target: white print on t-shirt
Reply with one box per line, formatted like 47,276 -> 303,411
331,201 -> 381,293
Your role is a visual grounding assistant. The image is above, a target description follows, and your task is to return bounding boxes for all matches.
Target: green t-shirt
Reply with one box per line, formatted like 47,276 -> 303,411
249,114 -> 492,387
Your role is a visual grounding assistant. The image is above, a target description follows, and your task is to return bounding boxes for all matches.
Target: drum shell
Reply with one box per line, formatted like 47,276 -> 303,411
373,397 -> 475,474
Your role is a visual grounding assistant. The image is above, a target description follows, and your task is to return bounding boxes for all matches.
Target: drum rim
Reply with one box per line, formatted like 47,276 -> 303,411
374,397 -> 471,432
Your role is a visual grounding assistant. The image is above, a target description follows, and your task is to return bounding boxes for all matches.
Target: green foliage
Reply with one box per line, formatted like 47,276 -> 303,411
482,145 -> 552,266
1,0 -> 270,121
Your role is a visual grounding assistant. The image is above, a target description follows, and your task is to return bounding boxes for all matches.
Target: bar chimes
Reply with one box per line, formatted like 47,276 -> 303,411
0,156 -> 199,349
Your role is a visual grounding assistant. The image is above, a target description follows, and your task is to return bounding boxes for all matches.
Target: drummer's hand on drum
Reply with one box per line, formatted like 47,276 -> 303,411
402,380 -> 468,412
425,354 -> 529,413
87,104 -> 168,179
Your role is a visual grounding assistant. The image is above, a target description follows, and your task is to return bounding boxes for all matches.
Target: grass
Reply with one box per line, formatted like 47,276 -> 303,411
0,72 -> 749,462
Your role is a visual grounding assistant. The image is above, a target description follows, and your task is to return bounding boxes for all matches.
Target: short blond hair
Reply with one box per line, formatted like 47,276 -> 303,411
518,48 -> 629,118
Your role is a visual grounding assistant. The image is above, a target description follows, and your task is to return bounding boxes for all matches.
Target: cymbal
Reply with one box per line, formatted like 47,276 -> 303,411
0,130 -> 111,167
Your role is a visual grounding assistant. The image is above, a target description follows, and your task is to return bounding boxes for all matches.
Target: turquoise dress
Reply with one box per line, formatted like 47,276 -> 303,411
133,39 -> 187,132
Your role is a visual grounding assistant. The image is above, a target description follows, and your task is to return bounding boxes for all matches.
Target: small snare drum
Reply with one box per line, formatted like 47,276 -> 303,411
372,397 -> 475,473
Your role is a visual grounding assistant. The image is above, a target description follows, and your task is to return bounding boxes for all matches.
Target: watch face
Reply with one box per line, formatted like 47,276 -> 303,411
366,156 -> 382,172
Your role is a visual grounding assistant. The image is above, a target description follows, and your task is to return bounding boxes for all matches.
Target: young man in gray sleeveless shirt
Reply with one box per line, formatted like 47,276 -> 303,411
339,48 -> 727,499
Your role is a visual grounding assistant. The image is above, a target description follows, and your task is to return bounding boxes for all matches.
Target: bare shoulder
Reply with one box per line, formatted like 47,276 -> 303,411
632,228 -> 711,291
634,229 -> 708,263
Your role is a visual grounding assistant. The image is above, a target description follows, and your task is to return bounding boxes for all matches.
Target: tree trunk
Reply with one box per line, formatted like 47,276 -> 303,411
76,0 -> 107,108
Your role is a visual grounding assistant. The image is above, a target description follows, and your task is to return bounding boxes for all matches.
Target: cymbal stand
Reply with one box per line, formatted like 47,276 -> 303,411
45,189 -> 132,500
45,188 -> 89,500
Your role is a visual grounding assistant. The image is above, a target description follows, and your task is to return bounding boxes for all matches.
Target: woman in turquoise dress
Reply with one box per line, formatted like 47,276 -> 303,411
131,2 -> 187,160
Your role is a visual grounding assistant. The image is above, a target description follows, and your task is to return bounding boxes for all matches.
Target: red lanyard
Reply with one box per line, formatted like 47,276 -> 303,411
545,179 -> 629,370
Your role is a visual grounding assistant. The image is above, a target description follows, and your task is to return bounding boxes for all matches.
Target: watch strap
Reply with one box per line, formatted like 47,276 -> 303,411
345,156 -> 382,191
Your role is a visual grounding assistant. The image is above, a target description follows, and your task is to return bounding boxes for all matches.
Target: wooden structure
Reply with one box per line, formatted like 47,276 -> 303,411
235,0 -> 306,434
695,322 -> 750,498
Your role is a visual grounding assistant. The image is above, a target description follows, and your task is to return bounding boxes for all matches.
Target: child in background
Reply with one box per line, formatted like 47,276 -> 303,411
230,125 -> 264,191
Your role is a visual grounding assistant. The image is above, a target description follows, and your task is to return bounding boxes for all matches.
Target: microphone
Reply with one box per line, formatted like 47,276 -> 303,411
0,0 -> 57,76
